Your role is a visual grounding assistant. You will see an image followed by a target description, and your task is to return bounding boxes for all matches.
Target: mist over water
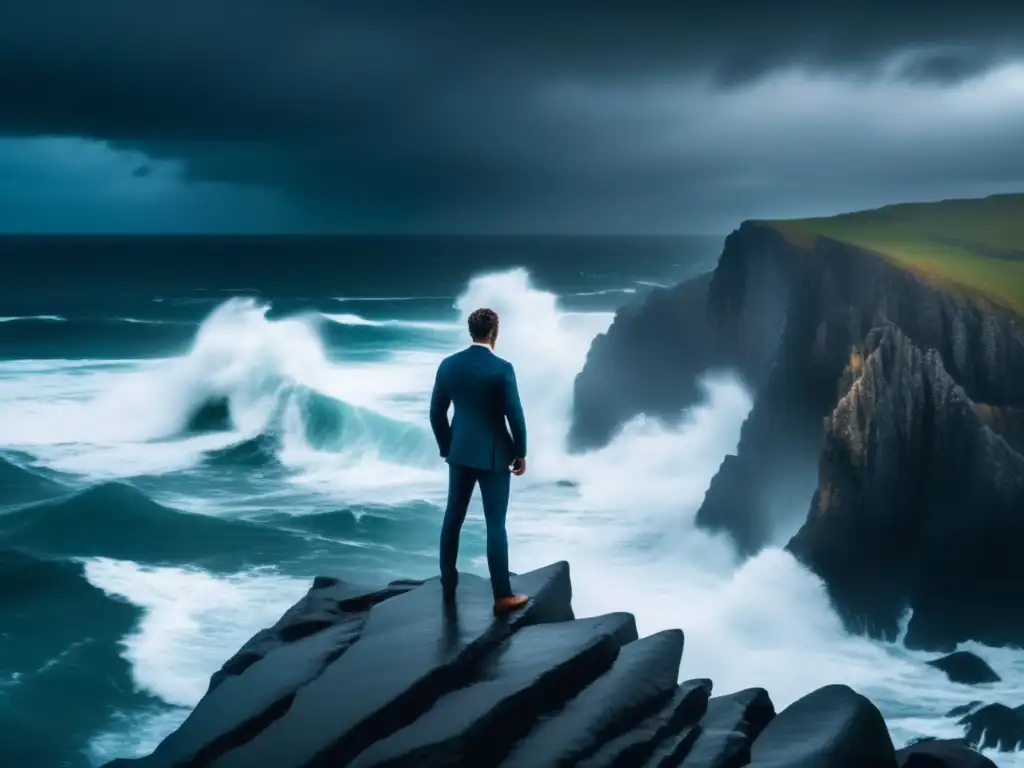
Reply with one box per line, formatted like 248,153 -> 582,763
0,252 -> 1020,766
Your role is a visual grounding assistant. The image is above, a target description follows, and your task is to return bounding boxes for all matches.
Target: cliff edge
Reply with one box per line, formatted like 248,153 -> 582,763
106,562 -> 991,767
570,194 -> 1024,649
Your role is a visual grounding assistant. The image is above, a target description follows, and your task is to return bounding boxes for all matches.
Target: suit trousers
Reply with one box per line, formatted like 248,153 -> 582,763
439,463 -> 513,599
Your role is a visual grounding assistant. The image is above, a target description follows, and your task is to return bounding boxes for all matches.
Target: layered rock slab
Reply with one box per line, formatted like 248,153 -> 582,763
579,678 -> 712,768
499,629 -> 687,767
213,563 -> 571,767
665,687 -> 775,768
349,613 -> 640,767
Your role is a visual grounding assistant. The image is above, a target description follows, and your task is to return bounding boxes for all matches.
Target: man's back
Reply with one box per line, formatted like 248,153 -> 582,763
430,345 -> 527,472
431,307 -> 530,614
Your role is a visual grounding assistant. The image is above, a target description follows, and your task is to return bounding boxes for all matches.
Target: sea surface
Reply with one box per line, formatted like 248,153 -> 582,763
0,236 -> 1019,767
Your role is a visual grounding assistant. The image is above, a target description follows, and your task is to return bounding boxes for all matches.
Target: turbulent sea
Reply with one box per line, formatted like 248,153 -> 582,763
0,236 -> 1019,767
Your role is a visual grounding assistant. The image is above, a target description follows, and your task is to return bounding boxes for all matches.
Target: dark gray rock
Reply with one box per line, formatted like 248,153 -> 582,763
206,578 -> 418,693
500,629 -> 685,767
212,562 -> 571,768
136,618 -> 367,766
787,324 -> 1024,650
896,738 -> 996,767
578,678 -> 712,768
348,613 -> 639,767
652,687 -> 775,768
946,702 -> 983,718
926,652 -> 1001,685
568,272 -> 727,452
957,702 -> 1024,752
748,684 -> 896,768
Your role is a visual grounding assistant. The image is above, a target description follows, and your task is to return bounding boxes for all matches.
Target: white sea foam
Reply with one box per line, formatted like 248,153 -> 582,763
334,295 -> 451,302
0,314 -> 66,322
320,312 -> 458,332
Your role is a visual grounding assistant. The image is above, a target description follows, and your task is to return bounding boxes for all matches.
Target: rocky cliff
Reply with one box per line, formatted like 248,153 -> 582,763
106,563 -> 992,768
571,220 -> 1024,648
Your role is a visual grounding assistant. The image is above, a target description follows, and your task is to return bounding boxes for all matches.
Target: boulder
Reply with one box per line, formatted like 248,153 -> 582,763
895,738 -> 996,767
748,684 -> 895,767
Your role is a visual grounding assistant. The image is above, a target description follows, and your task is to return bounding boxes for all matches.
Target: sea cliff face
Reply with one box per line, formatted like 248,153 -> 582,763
570,221 -> 1024,648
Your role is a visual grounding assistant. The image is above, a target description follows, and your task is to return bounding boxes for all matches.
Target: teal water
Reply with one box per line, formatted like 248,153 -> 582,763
0,236 -> 1019,767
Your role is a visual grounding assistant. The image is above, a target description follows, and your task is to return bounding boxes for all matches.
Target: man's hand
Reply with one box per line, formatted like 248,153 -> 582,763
511,457 -> 526,476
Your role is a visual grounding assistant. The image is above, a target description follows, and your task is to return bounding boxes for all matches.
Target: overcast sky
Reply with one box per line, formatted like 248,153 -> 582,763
1,1 -> 1023,233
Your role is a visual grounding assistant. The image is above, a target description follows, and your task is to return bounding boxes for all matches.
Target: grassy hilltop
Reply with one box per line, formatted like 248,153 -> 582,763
760,193 -> 1024,316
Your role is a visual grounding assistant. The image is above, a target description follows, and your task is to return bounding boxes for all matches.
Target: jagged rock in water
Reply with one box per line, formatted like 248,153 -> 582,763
957,703 -> 1024,752
925,652 -> 1000,685
568,272 -> 729,452
108,561 -> 988,768
786,324 -> 1024,650
748,684 -> 895,767
895,738 -> 996,768
946,702 -> 983,718
694,362 -> 828,555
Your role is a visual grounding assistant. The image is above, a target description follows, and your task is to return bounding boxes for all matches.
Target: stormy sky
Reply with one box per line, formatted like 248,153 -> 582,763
1,2 -> 1023,233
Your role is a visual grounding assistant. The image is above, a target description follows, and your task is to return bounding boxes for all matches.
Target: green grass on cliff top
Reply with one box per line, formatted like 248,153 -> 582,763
760,193 -> 1024,316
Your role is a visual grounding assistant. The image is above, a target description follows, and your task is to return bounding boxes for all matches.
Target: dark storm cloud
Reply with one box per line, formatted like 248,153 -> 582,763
1,1 -> 1023,231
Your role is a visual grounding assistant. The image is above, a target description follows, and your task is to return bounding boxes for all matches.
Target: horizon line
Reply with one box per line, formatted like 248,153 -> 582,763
0,231 -> 728,239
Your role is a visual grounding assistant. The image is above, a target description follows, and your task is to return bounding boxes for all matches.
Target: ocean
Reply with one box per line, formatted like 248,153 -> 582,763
0,236 -> 1019,767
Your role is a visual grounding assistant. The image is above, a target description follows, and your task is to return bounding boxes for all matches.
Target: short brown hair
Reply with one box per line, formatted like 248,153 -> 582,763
467,308 -> 499,342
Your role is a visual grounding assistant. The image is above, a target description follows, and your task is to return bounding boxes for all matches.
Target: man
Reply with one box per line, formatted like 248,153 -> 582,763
429,307 -> 530,615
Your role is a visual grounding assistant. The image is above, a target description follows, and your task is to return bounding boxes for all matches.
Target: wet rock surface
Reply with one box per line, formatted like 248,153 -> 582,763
786,324 -> 1024,650
957,703 -> 1024,752
925,652 -> 1001,685
896,738 -> 997,768
108,562 -> 993,768
748,684 -> 894,767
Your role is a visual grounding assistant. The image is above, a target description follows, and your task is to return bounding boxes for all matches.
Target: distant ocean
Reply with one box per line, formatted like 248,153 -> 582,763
0,236 -> 1018,767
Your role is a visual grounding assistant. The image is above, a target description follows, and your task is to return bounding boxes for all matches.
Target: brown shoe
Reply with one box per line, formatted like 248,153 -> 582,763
493,594 -> 529,615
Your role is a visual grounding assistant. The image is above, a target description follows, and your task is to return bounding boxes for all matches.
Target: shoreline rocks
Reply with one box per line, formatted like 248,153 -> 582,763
108,562 -> 995,768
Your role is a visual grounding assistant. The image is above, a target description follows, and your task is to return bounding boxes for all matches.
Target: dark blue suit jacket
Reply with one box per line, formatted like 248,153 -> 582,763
429,344 -> 527,471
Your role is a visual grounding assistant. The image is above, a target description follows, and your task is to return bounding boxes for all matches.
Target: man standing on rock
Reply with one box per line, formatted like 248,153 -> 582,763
429,307 -> 530,615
